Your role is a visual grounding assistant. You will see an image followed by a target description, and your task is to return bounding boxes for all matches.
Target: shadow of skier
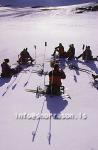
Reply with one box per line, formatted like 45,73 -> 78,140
67,59 -> 80,76
78,60 -> 98,74
59,58 -> 66,70
66,59 -> 79,82
0,77 -> 11,87
46,95 -> 68,118
45,95 -> 68,145
86,61 -> 98,74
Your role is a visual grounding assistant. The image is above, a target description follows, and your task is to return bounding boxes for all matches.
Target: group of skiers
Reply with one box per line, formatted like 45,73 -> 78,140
0,44 -> 98,95
0,48 -> 34,78
52,43 -> 75,60
52,43 -> 95,61
1,59 -> 22,78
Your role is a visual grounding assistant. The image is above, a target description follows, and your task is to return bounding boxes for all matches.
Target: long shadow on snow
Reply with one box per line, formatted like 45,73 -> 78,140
45,95 -> 68,144
0,77 -> 11,87
57,58 -> 79,82
67,59 -> 80,75
1,64 -> 31,96
66,59 -> 79,83
59,58 -> 66,70
46,95 -> 68,117
78,60 -> 98,74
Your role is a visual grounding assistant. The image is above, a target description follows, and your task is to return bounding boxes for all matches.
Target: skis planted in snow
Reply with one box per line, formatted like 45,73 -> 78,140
25,86 -> 71,99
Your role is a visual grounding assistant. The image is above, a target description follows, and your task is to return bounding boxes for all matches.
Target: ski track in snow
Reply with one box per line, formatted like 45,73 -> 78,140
0,4 -> 98,150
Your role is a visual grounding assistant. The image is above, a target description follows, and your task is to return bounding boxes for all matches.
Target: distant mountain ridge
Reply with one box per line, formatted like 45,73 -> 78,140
0,0 -> 98,7
75,2 -> 98,13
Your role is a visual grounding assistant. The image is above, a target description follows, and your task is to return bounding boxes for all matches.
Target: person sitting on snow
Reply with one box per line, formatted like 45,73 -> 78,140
18,48 -> 34,64
77,46 -> 93,61
1,59 -> 22,78
47,64 -> 66,95
52,43 -> 66,58
66,44 -> 75,60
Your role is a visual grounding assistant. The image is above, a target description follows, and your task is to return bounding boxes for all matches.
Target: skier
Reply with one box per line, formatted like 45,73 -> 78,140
18,48 -> 34,64
66,44 -> 75,60
52,43 -> 66,58
47,64 -> 66,95
1,59 -> 22,78
77,46 -> 93,61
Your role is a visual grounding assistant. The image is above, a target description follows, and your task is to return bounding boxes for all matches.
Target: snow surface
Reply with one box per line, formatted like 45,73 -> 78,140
0,4 -> 98,150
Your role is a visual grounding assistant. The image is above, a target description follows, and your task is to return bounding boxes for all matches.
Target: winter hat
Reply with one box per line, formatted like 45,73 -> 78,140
54,64 -> 59,69
4,59 -> 9,63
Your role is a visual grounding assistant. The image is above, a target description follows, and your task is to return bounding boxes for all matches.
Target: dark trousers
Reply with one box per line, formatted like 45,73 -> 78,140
46,85 -> 61,95
1,66 -> 22,78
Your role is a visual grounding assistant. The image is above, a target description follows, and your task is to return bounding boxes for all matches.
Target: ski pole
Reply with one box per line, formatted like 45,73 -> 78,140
43,42 -> 47,68
83,44 -> 88,62
50,53 -> 57,96
34,45 -> 37,64
47,115 -> 52,145
50,68 -> 54,96
82,44 -> 86,60
43,42 -> 47,87
82,44 -> 85,50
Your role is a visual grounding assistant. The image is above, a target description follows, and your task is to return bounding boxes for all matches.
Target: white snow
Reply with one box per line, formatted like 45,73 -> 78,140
0,4 -> 98,150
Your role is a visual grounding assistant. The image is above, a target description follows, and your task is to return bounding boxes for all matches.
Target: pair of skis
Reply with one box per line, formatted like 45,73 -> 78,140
25,86 -> 71,99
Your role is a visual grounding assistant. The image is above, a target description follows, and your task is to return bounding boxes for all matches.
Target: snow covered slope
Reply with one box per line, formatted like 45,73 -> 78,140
0,3 -> 98,150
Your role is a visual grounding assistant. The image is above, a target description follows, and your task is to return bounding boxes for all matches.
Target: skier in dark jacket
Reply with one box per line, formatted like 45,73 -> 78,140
66,44 -> 75,60
47,64 -> 66,95
52,43 -> 66,58
1,59 -> 22,78
18,48 -> 34,64
77,46 -> 93,61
